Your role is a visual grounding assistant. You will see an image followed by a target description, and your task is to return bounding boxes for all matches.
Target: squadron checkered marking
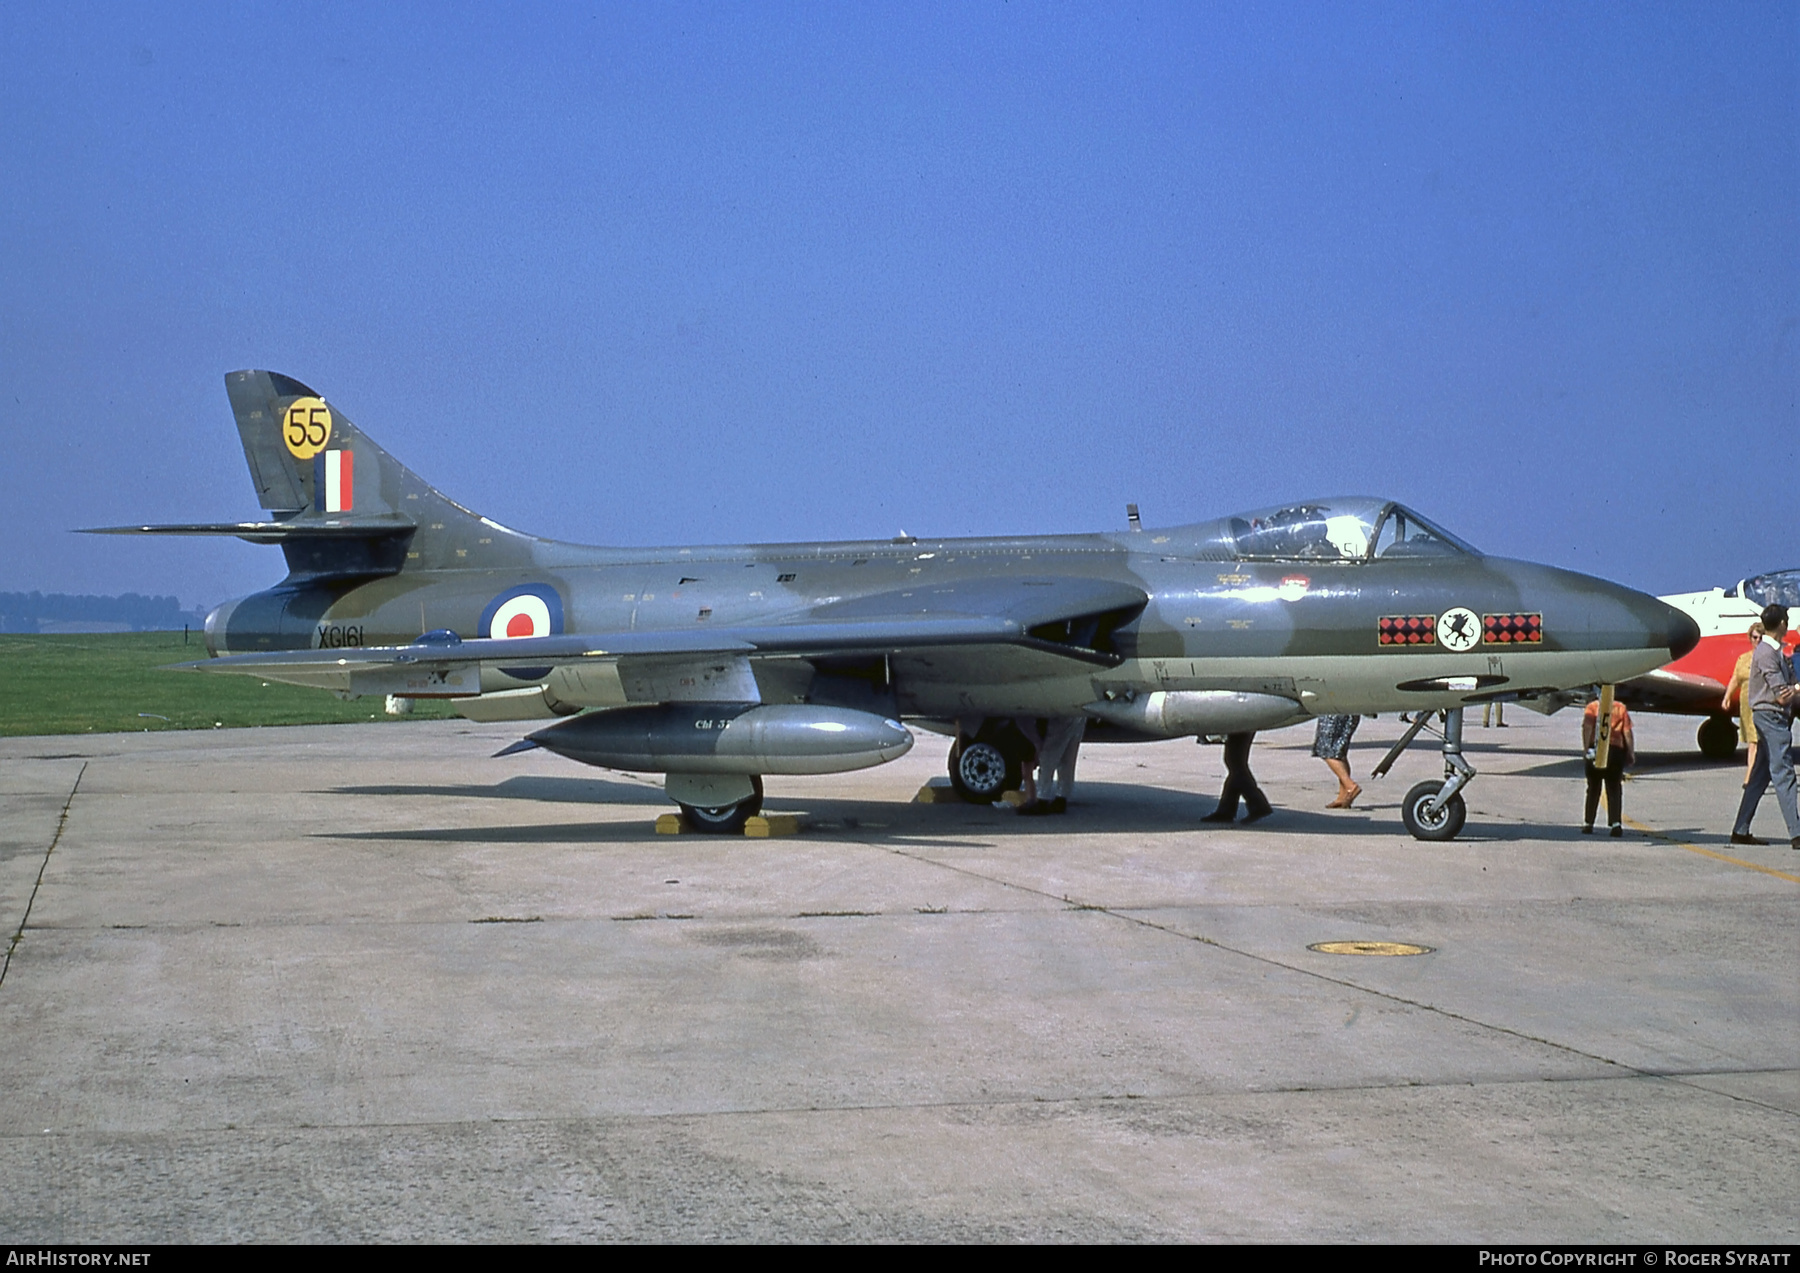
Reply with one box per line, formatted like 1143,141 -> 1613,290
1483,612 -> 1544,644
1379,615 -> 1437,646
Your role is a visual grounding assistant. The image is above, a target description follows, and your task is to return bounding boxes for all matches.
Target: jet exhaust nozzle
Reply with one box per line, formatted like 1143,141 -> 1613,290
520,702 -> 914,775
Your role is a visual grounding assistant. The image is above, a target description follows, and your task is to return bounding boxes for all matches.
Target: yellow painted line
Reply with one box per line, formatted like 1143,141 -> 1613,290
1623,816 -> 1800,883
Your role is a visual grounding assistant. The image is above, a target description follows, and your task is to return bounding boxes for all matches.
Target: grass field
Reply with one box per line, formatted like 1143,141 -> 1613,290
0,632 -> 459,737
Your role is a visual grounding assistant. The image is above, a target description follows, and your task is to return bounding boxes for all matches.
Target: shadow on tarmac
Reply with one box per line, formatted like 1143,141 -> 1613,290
326,774 -> 667,804
1507,752 -> 1738,780
304,778 -> 1616,849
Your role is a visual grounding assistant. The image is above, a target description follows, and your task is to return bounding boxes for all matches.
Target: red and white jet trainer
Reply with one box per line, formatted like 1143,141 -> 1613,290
1614,568 -> 1799,758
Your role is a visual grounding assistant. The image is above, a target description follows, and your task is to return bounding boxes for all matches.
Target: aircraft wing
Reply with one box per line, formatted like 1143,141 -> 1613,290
169,575 -> 1149,694
1612,666 -> 1729,715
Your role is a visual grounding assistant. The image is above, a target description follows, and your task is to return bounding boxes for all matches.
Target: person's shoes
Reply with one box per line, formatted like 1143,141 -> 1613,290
1729,832 -> 1766,846
1792,837 -> 1799,850
1609,825 -> 1623,838
1200,808 -> 1236,823
1244,804 -> 1274,824
1326,784 -> 1362,809
1049,797 -> 1067,814
1581,825 -> 1594,834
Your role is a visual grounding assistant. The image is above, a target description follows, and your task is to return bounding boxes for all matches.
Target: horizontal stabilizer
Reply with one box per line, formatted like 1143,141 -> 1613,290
80,519 -> 416,544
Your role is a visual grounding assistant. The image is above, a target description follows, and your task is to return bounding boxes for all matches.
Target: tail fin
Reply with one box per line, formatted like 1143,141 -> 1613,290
226,369 -> 459,529
85,373 -> 538,581
226,370 -> 319,513
221,370 -> 539,577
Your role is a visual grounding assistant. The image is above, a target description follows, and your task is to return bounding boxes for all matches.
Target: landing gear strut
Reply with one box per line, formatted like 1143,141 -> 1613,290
1375,707 -> 1475,842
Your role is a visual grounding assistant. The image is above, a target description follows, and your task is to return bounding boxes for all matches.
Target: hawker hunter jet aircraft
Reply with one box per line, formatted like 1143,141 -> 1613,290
91,371 -> 1699,840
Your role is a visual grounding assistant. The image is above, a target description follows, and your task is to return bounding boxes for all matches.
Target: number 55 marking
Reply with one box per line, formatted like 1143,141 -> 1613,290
282,396 -> 333,459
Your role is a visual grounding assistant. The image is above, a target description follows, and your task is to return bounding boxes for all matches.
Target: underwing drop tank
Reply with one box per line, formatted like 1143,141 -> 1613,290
1084,690 -> 1308,738
512,702 -> 914,775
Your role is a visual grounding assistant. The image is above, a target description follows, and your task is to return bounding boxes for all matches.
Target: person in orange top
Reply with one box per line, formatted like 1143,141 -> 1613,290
1581,695 -> 1636,836
1723,622 -> 1765,785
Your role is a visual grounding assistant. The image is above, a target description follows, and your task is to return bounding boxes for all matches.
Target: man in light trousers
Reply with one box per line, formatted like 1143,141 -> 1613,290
1019,717 -> 1085,816
1730,603 -> 1800,849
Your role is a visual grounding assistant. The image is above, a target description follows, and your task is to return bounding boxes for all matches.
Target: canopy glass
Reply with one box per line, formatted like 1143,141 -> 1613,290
1186,498 -> 1478,562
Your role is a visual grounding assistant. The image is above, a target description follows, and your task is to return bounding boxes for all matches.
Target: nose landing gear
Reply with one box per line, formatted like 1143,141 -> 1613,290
1375,707 -> 1476,842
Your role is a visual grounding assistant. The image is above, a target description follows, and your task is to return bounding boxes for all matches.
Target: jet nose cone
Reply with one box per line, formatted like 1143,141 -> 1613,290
1667,607 -> 1701,661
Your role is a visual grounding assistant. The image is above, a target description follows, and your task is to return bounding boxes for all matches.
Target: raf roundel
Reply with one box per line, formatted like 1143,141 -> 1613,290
489,592 -> 554,640
479,586 -> 565,680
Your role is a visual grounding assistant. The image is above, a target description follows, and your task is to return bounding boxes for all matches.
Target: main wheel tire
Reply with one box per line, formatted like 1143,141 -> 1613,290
1401,780 -> 1467,842
1696,714 -> 1740,761
679,776 -> 764,835
948,738 -> 1021,803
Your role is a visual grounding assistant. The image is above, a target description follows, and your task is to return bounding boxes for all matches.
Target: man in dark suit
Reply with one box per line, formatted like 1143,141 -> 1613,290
1202,732 -> 1273,824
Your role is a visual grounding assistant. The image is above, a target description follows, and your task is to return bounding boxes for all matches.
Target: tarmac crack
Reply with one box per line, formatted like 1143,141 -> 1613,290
3,1067 -> 1790,1141
1,761 -> 86,989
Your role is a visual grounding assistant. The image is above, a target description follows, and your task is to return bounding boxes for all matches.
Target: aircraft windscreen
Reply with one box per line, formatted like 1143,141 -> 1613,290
1371,505 -> 1478,558
1743,570 -> 1800,609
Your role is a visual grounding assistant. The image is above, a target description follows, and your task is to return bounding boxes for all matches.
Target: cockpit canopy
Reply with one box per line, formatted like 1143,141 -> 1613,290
1735,569 -> 1800,609
1184,498 -> 1478,563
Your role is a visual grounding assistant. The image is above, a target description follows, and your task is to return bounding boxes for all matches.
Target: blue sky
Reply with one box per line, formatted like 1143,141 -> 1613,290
1,2 -> 1793,609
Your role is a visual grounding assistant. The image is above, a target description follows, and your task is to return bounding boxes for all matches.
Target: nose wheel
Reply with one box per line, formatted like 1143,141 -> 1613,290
1400,780 -> 1467,841
1375,707 -> 1476,842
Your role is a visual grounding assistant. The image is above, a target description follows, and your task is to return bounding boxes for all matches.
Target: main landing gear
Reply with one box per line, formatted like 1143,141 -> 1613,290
947,720 -> 1030,803
668,774 -> 764,834
1696,713 -> 1740,762
1374,707 -> 1475,842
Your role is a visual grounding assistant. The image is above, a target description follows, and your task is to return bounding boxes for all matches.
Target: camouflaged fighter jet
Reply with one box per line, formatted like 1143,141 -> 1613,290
90,370 -> 1700,840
